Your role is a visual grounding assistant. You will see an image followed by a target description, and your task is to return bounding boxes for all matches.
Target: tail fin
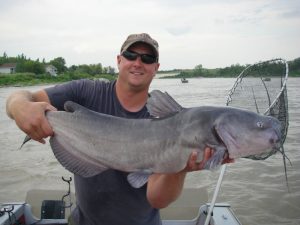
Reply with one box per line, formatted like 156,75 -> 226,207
19,135 -> 31,149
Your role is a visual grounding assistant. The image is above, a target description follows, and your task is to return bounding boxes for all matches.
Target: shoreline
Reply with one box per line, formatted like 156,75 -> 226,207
1,75 -> 299,88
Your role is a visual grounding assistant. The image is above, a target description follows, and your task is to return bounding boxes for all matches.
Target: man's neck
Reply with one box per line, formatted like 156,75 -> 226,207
115,80 -> 149,112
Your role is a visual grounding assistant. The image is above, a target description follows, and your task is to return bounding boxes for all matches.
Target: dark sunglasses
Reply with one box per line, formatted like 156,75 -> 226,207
122,50 -> 157,64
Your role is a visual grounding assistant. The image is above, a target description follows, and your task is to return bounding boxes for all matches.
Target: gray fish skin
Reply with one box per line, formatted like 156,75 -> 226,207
46,90 -> 282,188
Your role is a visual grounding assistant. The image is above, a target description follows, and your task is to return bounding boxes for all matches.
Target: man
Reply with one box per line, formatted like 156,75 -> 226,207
6,33 -> 217,225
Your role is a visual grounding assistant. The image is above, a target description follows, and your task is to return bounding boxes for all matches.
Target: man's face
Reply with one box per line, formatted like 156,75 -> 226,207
117,42 -> 160,91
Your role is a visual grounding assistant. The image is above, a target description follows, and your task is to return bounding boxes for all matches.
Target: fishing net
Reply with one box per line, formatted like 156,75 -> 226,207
226,58 -> 289,160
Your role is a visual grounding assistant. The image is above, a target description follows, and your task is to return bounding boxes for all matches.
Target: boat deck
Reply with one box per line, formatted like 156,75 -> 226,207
1,188 -> 242,225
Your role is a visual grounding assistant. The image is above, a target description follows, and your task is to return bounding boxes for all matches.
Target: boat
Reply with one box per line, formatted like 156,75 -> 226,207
262,77 -> 271,81
181,78 -> 189,83
0,187 -> 241,225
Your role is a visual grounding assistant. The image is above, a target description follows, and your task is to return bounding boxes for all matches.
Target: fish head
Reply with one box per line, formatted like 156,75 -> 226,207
214,108 -> 282,159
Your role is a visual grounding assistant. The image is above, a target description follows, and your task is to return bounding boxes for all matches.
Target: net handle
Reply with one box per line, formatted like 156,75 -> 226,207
264,59 -> 288,114
204,165 -> 227,225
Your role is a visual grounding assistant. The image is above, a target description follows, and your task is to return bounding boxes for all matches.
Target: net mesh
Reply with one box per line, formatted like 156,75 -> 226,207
226,58 -> 289,160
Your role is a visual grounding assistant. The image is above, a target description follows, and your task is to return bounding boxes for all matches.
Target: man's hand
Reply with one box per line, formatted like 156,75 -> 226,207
184,147 -> 234,172
183,147 -> 213,172
15,101 -> 56,143
147,147 -> 234,209
6,90 -> 56,144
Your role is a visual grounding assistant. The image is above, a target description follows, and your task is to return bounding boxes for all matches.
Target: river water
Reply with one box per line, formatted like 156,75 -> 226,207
0,78 -> 299,225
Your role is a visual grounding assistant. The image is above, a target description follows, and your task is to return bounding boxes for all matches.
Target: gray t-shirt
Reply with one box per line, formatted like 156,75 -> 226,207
45,79 -> 161,225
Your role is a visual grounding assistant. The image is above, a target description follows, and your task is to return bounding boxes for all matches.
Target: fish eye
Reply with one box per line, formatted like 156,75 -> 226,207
257,121 -> 264,128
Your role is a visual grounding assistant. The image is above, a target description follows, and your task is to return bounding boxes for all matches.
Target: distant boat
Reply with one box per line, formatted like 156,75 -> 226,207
263,77 -> 271,81
181,78 -> 189,83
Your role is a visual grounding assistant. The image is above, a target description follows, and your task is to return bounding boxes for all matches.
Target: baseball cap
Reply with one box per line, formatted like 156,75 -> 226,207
120,33 -> 159,60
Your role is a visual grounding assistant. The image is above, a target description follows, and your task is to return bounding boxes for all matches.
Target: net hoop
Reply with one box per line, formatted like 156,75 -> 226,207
227,58 -> 288,111
226,58 -> 289,160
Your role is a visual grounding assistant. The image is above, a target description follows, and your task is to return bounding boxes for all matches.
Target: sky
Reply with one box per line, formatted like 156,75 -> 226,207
0,0 -> 299,70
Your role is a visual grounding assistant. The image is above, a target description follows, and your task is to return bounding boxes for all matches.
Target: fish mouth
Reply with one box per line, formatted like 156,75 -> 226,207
270,127 -> 281,145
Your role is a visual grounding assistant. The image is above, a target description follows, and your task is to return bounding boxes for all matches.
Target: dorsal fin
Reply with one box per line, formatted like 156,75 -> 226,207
64,101 -> 99,117
147,90 -> 184,118
64,101 -> 89,113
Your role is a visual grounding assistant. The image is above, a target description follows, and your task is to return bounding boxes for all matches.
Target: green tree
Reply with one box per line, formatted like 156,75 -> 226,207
76,64 -> 92,74
70,63 -> 104,76
105,66 -> 115,74
194,64 -> 204,76
0,52 -> 8,64
289,58 -> 300,74
50,57 -> 67,74
90,63 -> 103,75
16,60 -> 45,74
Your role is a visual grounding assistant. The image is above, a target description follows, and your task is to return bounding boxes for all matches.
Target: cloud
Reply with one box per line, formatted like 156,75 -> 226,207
0,0 -> 299,70
280,9 -> 300,19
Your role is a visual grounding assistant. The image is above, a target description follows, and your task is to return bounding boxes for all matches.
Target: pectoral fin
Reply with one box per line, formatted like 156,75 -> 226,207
127,170 -> 153,188
50,136 -> 108,177
204,147 -> 226,170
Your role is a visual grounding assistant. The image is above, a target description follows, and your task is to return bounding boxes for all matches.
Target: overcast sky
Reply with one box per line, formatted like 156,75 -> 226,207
0,0 -> 299,70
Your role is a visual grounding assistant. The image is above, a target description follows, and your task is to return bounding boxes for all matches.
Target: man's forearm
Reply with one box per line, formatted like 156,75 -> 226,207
147,171 -> 187,209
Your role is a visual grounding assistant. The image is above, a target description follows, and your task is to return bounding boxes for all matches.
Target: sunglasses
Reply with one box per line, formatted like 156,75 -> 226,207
122,50 -> 157,64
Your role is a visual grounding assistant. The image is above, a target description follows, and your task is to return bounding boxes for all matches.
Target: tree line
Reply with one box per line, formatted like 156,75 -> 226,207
1,52 -> 299,78
0,52 -> 116,75
174,57 -> 300,78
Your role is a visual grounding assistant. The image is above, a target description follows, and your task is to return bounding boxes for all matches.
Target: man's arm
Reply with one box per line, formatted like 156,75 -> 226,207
6,89 -> 56,143
147,148 -> 214,209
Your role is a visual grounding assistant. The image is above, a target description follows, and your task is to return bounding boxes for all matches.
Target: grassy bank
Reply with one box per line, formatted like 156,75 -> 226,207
0,72 -> 116,87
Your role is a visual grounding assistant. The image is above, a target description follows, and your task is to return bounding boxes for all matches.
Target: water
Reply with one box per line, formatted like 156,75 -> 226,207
1,78 -> 299,225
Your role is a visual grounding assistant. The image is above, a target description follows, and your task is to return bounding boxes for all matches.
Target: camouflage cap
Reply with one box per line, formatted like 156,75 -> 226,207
120,33 -> 159,60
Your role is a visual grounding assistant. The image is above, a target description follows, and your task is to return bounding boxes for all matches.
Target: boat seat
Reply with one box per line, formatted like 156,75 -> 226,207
25,189 -> 75,219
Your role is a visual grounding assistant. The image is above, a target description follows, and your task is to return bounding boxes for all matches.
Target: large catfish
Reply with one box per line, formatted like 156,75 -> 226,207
23,90 -> 281,188
29,90 -> 282,188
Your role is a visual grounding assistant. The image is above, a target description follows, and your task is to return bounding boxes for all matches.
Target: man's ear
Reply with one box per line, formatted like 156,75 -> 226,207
153,63 -> 160,78
117,55 -> 121,69
155,63 -> 160,72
